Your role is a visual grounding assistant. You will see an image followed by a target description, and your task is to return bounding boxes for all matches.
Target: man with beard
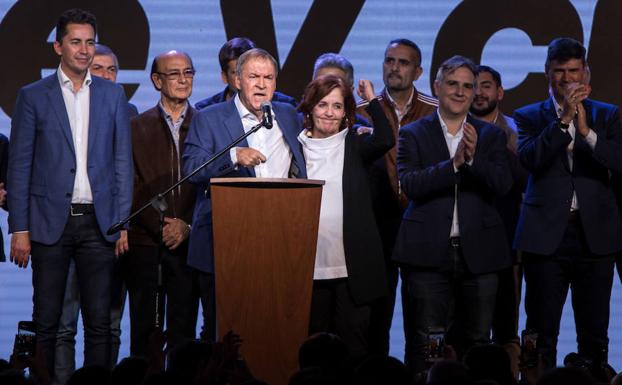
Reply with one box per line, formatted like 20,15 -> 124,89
470,65 -> 528,377
356,38 -> 437,358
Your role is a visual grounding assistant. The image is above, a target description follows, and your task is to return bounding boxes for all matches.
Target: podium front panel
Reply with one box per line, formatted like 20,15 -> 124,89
211,178 -> 323,385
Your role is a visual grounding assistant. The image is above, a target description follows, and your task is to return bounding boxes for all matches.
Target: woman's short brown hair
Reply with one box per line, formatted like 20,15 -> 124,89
298,75 -> 356,132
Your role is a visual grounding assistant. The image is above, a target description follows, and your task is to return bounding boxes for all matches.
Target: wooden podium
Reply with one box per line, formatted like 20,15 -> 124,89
210,178 -> 324,385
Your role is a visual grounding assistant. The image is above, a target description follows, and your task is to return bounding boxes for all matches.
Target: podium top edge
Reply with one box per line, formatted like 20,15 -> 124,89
210,177 -> 325,187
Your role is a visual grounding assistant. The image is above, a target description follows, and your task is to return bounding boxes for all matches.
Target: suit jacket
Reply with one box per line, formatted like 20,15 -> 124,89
129,105 -> 196,247
356,87 -> 438,257
393,114 -> 513,274
493,114 -> 528,258
195,86 -> 298,110
513,98 -> 622,255
301,99 -> 394,305
182,98 -> 307,273
8,73 -> 133,244
0,134 -> 8,262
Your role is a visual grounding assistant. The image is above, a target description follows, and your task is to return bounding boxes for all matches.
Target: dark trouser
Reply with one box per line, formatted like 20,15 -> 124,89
309,278 -> 371,362
122,244 -> 202,357
54,258 -> 126,384
523,215 -> 614,368
32,212 -> 115,378
492,264 -> 522,345
368,260 -> 398,356
198,272 -> 216,343
402,241 -> 498,374
616,255 -> 622,284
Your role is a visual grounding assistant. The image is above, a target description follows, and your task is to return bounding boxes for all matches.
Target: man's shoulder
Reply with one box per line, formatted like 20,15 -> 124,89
514,100 -> 547,117
414,90 -> 438,108
133,105 -> 160,123
19,74 -> 57,96
195,90 -> 226,110
401,113 -> 436,133
273,100 -> 297,114
586,98 -> 619,114
273,91 -> 297,107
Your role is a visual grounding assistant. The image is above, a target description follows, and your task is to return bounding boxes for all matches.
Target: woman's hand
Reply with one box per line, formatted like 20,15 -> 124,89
357,79 -> 376,101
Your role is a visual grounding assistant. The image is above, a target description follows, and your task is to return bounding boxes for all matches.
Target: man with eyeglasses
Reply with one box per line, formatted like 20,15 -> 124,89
122,50 -> 206,357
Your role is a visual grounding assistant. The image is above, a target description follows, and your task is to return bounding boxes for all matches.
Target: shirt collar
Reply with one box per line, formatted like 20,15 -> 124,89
385,86 -> 415,109
549,88 -> 564,117
234,93 -> 259,122
57,64 -> 92,91
437,109 -> 466,137
158,100 -> 188,122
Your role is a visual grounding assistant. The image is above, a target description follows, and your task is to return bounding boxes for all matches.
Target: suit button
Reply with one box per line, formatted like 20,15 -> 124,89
70,168 -> 75,174
66,193 -> 72,198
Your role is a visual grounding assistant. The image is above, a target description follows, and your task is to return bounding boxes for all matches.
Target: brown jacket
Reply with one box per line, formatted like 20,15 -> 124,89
129,105 -> 197,246
357,87 -> 437,207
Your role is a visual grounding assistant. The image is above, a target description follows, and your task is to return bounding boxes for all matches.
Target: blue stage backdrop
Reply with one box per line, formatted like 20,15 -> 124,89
0,0 -> 621,367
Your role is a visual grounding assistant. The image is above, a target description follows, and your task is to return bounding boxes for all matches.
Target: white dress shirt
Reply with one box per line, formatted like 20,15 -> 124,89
437,110 -> 467,238
58,66 -> 93,204
230,95 -> 292,178
551,95 -> 597,211
298,128 -> 348,280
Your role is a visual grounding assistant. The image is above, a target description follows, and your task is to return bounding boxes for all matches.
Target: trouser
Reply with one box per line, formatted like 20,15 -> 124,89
54,258 -> 126,384
309,278 -> 371,363
32,211 -> 115,379
402,239 -> 498,374
122,243 -> 205,357
523,214 -> 614,368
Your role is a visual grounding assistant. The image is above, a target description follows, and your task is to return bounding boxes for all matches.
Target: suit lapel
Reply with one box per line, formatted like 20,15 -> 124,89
541,99 -> 571,171
221,99 -> 254,177
47,76 -> 75,156
429,113 -> 451,161
88,79 -> 103,157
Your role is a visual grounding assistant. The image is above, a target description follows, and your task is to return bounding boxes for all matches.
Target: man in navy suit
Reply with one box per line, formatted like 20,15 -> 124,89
182,48 -> 306,318
393,56 -> 512,373
514,37 -> 622,369
8,9 -> 133,377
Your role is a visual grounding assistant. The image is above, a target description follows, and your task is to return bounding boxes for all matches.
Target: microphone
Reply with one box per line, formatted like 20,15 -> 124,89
261,101 -> 273,129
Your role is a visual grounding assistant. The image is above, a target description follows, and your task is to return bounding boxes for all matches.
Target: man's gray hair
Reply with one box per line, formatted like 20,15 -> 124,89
236,48 -> 278,77
94,43 -> 118,67
313,53 -> 354,88
435,55 -> 477,84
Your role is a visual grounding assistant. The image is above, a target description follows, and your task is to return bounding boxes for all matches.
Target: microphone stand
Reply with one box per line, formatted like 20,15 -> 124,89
107,119 -> 270,329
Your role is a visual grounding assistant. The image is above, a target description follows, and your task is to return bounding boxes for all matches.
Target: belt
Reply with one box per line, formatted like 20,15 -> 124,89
450,237 -> 461,248
70,204 -> 94,216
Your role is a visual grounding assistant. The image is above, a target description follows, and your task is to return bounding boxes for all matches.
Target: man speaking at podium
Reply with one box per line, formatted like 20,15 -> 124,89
182,47 -> 306,308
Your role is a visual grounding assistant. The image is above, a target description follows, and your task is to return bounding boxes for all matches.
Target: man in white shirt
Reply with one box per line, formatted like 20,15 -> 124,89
181,48 -> 307,288
393,56 -> 512,373
8,8 -> 133,378
514,37 -> 622,370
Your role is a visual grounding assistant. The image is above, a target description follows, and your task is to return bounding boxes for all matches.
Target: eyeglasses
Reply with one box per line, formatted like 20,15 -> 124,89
157,69 -> 196,80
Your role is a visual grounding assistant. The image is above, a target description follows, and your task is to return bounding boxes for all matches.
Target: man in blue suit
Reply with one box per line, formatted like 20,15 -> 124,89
7,9 -> 133,377
183,48 -> 306,298
514,38 -> 622,369
393,56 -> 512,373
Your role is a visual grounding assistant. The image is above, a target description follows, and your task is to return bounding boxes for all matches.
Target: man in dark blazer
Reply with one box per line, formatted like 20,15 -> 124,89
7,9 -> 133,376
514,37 -> 622,369
183,48 -> 306,280
393,56 -> 512,374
